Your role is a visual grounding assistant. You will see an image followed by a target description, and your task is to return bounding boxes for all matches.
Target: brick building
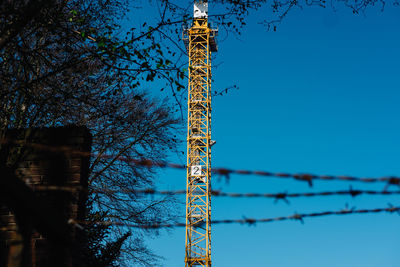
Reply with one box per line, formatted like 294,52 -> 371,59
0,126 -> 92,267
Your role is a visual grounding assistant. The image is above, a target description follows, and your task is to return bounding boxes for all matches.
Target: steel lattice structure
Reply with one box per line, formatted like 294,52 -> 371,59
183,1 -> 217,266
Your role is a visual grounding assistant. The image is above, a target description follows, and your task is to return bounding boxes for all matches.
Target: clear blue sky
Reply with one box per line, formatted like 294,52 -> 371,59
130,2 -> 400,266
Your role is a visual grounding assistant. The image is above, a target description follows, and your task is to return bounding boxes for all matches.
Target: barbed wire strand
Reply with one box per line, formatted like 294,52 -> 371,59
31,185 -> 400,203
69,206 -> 400,229
2,139 -> 400,187
100,155 -> 400,187
93,188 -> 400,204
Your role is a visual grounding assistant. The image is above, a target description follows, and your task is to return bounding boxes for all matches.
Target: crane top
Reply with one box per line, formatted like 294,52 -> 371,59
183,0 -> 218,52
194,0 -> 208,18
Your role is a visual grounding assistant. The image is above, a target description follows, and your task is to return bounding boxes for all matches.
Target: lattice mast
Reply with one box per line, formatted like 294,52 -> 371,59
183,1 -> 217,266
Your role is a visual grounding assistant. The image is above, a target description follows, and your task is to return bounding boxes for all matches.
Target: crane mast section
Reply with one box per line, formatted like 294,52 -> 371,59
183,8 -> 217,267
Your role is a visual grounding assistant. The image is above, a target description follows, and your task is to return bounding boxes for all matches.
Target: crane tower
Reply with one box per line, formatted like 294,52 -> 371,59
183,1 -> 217,266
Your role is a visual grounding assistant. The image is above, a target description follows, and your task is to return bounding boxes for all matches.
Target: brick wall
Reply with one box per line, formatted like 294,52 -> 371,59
0,126 -> 92,267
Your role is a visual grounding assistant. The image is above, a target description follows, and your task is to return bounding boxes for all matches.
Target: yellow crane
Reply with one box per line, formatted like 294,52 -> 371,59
183,1 -> 217,266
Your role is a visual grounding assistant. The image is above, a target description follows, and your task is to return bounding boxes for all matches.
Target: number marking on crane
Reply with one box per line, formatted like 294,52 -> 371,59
191,165 -> 202,176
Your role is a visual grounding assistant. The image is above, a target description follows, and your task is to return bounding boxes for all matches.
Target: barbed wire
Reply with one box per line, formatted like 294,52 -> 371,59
94,188 -> 400,204
4,140 -> 400,233
69,205 -> 400,229
102,153 -> 400,187
2,139 -> 400,187
31,185 -> 400,203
